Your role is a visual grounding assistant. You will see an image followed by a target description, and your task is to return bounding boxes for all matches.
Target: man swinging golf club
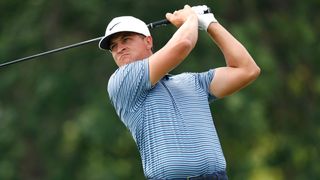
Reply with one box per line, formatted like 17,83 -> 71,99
99,4 -> 260,180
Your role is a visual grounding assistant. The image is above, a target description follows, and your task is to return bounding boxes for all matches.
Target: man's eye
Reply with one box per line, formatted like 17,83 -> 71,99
110,44 -> 116,51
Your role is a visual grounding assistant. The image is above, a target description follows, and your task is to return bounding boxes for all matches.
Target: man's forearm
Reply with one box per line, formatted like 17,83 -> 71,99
166,14 -> 198,53
148,6 -> 198,85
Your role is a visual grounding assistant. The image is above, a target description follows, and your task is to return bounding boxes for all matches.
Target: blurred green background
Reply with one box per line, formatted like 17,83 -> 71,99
0,0 -> 319,179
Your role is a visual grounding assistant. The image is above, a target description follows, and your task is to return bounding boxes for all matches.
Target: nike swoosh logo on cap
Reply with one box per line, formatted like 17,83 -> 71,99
109,22 -> 121,31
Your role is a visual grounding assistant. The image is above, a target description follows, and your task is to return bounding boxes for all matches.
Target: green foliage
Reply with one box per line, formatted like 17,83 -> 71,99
0,0 -> 319,179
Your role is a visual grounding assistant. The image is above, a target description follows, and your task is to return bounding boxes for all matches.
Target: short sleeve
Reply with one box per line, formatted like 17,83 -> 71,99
195,69 -> 217,102
107,59 -> 152,117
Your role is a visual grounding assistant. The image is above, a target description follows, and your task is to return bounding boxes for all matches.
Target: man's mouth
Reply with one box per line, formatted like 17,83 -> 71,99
119,53 -> 130,61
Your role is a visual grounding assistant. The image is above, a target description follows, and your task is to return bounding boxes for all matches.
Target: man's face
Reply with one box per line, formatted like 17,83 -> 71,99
109,32 -> 153,67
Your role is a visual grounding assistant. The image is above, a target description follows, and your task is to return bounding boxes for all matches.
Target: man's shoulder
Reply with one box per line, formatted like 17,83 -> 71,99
107,59 -> 151,95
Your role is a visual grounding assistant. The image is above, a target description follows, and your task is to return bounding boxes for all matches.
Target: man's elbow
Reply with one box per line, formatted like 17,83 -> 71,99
248,63 -> 261,81
178,39 -> 195,53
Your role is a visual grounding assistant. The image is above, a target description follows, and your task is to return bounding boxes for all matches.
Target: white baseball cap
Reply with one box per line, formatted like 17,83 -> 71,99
99,16 -> 151,50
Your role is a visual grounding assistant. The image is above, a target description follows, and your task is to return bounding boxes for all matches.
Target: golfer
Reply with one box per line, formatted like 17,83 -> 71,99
99,4 -> 260,180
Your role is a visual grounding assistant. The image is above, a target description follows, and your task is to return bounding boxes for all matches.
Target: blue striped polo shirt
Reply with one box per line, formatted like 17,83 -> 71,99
107,59 -> 226,179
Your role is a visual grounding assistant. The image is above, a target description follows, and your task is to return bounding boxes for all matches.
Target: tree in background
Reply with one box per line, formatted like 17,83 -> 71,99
0,0 -> 319,179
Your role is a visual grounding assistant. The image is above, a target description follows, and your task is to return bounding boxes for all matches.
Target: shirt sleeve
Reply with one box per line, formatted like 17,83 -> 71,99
107,59 -> 152,117
195,69 -> 217,103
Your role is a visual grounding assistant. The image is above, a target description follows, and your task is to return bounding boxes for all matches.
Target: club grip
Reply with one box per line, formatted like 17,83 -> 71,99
147,19 -> 170,29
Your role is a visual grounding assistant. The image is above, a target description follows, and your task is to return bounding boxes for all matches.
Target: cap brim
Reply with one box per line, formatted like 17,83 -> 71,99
98,36 -> 111,50
99,31 -> 148,50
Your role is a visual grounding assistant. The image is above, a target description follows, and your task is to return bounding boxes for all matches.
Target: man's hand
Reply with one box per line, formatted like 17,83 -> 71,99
166,5 -> 198,28
192,5 -> 218,31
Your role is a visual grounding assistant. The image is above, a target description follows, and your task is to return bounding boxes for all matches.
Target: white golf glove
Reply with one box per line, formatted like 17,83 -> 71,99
192,5 -> 218,31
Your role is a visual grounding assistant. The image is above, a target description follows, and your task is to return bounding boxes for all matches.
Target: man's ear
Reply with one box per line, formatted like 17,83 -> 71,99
144,36 -> 153,50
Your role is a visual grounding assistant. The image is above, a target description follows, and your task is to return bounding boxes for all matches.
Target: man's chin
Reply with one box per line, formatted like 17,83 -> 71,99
117,57 -> 136,65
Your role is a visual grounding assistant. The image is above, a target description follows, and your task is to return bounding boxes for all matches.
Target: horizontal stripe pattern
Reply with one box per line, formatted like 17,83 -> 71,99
108,59 -> 226,179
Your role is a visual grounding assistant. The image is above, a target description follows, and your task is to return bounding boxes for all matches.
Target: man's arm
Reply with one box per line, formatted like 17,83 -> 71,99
148,5 -> 198,85
208,22 -> 261,98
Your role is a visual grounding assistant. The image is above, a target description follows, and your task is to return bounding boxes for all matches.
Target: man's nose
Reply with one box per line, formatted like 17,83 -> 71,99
116,42 -> 126,53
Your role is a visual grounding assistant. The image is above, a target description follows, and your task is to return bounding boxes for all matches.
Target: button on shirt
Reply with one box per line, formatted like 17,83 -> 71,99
107,59 -> 226,179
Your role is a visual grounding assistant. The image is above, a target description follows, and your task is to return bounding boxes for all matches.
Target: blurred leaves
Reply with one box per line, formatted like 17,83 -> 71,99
1,0 -> 320,179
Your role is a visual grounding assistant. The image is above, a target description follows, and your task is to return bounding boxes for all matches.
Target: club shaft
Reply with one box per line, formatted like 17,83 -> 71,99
0,19 -> 172,68
0,37 -> 104,68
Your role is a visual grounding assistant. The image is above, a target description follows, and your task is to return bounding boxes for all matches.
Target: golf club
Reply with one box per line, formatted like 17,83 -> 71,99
0,8 -> 211,68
